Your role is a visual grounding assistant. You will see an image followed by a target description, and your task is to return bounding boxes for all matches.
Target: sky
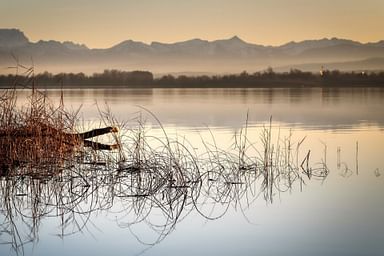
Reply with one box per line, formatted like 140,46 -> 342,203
1,0 -> 383,48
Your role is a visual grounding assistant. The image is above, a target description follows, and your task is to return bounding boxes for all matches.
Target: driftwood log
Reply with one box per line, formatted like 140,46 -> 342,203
78,126 -> 119,150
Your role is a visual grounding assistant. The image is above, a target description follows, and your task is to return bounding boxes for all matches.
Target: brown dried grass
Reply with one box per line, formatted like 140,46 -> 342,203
0,88 -> 81,177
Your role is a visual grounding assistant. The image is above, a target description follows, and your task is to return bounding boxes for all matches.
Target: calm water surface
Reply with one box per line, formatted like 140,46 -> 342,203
1,87 -> 384,256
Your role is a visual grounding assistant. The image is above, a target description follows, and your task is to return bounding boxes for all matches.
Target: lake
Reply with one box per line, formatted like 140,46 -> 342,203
1,87 -> 384,256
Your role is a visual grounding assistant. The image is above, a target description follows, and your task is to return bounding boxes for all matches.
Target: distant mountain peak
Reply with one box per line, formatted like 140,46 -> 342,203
150,41 -> 167,46
213,35 -> 251,47
117,39 -> 148,45
279,37 -> 363,55
0,28 -> 29,47
109,39 -> 150,53
112,39 -> 149,48
174,38 -> 209,46
183,38 -> 207,43
221,35 -> 246,44
62,41 -> 88,50
229,35 -> 243,41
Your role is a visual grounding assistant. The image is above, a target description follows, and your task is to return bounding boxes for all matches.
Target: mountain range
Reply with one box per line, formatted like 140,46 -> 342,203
1,28 -> 384,74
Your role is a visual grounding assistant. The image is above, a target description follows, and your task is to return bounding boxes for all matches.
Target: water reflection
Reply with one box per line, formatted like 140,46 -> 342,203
0,123 -> 329,255
1,87 -> 384,256
13,87 -> 384,130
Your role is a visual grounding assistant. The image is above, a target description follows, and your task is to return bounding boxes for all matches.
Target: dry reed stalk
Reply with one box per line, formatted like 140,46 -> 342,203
0,89 -> 81,177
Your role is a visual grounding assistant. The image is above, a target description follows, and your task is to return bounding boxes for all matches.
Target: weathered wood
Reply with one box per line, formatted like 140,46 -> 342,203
83,140 -> 119,150
78,126 -> 118,140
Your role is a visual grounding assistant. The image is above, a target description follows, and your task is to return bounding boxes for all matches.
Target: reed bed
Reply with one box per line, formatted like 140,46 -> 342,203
0,112 -> 329,255
0,88 -> 82,177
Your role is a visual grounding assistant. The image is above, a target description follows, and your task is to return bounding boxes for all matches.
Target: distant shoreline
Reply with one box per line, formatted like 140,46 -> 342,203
2,83 -> 383,90
1,69 -> 384,89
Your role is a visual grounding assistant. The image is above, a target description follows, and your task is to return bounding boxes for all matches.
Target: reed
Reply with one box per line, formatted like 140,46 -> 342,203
0,66 -> 121,178
0,88 -> 80,176
0,115 -> 330,255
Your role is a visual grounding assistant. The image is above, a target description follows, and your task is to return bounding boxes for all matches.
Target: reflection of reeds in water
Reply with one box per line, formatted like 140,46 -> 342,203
0,71 -> 329,255
0,111 -> 330,255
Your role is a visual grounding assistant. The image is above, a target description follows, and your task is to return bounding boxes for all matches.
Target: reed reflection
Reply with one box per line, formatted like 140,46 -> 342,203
0,115 -> 329,255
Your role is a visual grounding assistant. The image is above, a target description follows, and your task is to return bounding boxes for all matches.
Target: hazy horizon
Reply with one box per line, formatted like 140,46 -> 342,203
4,27 -> 384,49
1,27 -> 384,75
1,0 -> 383,48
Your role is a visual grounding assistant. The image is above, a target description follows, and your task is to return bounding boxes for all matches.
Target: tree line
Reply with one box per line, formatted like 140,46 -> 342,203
1,68 -> 384,88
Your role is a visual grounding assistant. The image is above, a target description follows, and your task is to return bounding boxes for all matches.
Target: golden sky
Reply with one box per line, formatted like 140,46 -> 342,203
1,0 -> 383,48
